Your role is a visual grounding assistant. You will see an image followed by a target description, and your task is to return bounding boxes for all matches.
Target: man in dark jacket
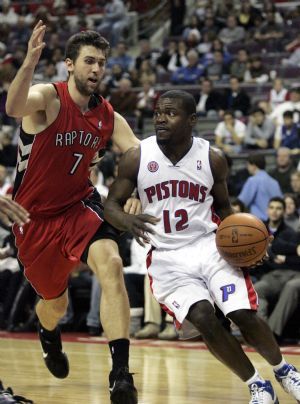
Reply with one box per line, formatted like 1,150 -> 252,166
221,75 -> 251,116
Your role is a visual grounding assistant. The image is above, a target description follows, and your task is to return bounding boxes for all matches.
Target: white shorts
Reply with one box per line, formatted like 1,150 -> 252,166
147,232 -> 258,327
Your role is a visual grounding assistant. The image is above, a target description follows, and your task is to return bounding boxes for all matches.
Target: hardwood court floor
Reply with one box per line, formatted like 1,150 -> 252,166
1,332 -> 300,403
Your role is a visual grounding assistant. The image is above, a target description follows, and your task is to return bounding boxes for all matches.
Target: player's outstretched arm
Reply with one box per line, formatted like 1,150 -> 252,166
104,146 -> 159,246
6,20 -> 47,118
0,196 -> 30,226
111,112 -> 140,153
209,147 -> 234,221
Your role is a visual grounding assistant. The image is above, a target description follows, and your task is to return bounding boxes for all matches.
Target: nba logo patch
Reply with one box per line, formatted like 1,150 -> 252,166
147,161 -> 159,172
197,160 -> 202,170
172,300 -> 180,309
98,120 -> 102,129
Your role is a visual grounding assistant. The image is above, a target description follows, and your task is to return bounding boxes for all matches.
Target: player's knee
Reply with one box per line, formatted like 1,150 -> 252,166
228,309 -> 257,329
49,295 -> 69,318
187,301 -> 217,335
94,255 -> 123,284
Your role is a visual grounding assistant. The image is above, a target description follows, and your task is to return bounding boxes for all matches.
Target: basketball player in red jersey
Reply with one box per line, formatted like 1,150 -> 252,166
6,21 -> 139,403
104,90 -> 300,403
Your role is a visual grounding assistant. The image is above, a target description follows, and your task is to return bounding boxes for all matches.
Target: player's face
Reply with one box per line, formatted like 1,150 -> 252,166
153,98 -> 194,145
267,201 -> 284,222
67,46 -> 106,96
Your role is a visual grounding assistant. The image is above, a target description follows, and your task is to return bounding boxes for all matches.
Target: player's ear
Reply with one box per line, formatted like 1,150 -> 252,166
189,113 -> 198,127
65,58 -> 74,72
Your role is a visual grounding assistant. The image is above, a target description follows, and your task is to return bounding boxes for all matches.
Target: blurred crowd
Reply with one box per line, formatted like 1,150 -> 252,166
0,0 -> 300,344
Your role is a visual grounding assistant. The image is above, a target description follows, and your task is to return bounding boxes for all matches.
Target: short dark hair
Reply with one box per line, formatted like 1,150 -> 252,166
283,110 -> 294,119
268,196 -> 285,210
159,90 -> 196,115
250,106 -> 265,115
248,154 -> 266,169
65,31 -> 110,62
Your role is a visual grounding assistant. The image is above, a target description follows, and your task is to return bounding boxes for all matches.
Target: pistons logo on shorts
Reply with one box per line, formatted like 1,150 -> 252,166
147,161 -> 159,172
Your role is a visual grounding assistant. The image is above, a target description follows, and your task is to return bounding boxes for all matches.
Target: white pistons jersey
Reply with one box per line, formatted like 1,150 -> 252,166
137,136 -> 218,249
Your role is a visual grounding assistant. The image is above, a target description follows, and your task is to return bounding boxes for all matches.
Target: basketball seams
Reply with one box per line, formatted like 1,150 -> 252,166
216,236 -> 268,248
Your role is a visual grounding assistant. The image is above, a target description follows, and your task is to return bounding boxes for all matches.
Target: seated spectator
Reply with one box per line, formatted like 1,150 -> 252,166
51,48 -> 68,82
269,147 -> 296,194
215,110 -> 246,153
238,155 -> 282,221
231,198 -> 247,213
254,10 -> 284,47
274,111 -> 300,151
268,78 -> 288,113
254,197 -> 300,343
0,0 -> 18,26
290,171 -> 300,212
0,126 -> 17,167
107,41 -> 134,72
134,39 -> 160,71
270,87 -> 300,125
171,49 -> 204,85
230,48 -> 249,82
138,60 -> 156,86
204,50 -> 229,82
195,78 -> 223,117
201,38 -> 232,67
282,34 -> 300,67
33,61 -> 60,84
135,80 -> 158,132
109,78 -> 137,117
156,40 -> 188,74
244,56 -> 269,84
237,0 -> 262,30
218,15 -> 245,46
221,76 -> 251,117
244,107 -> 275,149
284,193 -> 300,232
96,0 -> 129,47
0,164 -> 12,196
105,63 -> 129,91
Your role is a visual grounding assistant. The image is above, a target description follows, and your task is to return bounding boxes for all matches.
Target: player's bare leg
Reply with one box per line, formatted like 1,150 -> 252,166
35,290 -> 69,379
187,300 -> 256,381
87,238 -> 137,404
228,309 -> 281,365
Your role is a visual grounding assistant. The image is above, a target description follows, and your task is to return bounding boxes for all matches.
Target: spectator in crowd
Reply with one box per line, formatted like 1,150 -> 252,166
270,87 -> 300,125
170,0 -> 186,36
134,39 -> 159,71
254,197 -> 300,343
0,126 -> 17,167
135,80 -> 158,133
171,49 -> 204,85
51,48 -> 68,82
274,111 -> 300,150
221,76 -> 251,117
238,155 -> 282,221
244,56 -> 269,84
156,40 -> 188,74
195,78 -> 222,117
230,48 -> 249,82
0,165 -> 12,196
218,15 -> 245,46
267,78 -> 288,113
231,198 -> 247,213
254,10 -> 284,48
0,0 -> 18,26
96,0 -> 129,47
284,193 -> 300,232
244,107 -> 275,150
290,171 -> 300,211
138,60 -> 156,86
107,41 -> 134,72
270,147 -> 296,194
236,0 -> 262,30
33,60 -> 60,83
201,38 -> 232,67
282,34 -> 300,67
204,50 -> 229,82
109,78 -> 137,117
0,65 -> 17,126
182,14 -> 202,45
215,110 -> 246,153
105,63 -> 129,91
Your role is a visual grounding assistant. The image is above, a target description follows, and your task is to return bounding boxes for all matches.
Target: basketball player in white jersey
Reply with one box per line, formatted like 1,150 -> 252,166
104,90 -> 300,403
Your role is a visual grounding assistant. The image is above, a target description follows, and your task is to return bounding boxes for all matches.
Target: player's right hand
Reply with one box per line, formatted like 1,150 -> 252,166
126,214 -> 160,247
24,20 -> 46,69
0,197 -> 30,226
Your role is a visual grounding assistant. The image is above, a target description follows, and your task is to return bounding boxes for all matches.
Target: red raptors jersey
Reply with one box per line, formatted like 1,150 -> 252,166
13,82 -> 114,216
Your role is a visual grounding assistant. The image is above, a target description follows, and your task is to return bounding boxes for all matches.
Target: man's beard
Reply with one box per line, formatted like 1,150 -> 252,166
74,75 -> 98,96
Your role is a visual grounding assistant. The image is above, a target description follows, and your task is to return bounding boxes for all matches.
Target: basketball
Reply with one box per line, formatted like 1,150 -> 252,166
216,213 -> 269,268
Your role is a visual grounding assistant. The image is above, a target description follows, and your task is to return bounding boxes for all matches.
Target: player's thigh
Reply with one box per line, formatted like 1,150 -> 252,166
208,263 -> 258,316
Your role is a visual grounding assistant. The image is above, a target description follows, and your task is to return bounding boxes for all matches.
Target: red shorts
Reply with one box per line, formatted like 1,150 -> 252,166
13,199 -> 105,300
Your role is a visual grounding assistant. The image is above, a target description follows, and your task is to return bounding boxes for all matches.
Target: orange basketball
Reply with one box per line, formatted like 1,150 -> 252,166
216,213 -> 269,268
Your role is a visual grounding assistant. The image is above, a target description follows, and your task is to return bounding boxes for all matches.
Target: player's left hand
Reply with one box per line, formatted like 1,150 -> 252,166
123,197 -> 141,215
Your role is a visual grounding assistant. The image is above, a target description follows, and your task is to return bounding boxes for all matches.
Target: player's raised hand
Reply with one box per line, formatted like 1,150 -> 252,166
126,214 -> 160,247
24,20 -> 46,69
0,196 -> 30,226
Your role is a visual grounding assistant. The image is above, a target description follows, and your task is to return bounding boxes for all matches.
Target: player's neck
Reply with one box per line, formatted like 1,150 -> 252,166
159,137 -> 193,165
67,81 -> 91,113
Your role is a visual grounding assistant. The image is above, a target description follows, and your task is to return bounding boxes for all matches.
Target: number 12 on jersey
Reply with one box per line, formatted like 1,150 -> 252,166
163,209 -> 189,233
